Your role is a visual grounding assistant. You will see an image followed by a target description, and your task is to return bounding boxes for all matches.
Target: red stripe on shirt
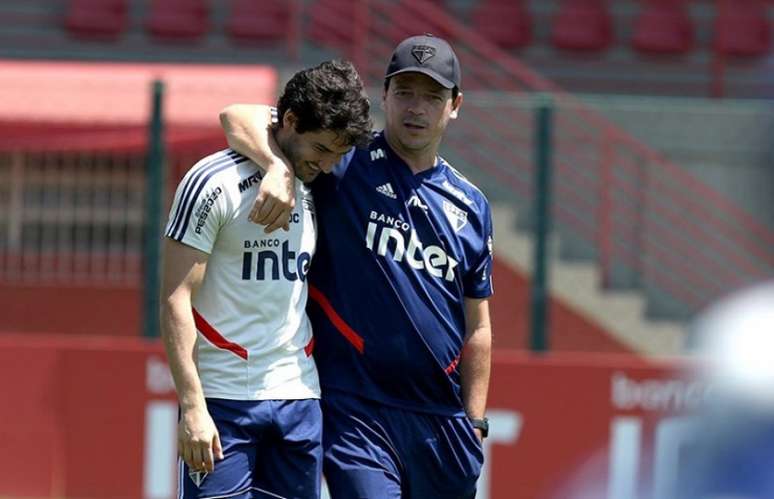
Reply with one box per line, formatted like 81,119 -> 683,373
192,308 -> 248,360
304,336 -> 315,357
445,355 -> 460,375
308,284 -> 365,354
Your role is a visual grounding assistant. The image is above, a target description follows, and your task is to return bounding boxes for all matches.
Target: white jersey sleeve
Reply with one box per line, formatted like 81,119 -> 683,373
165,150 -> 243,253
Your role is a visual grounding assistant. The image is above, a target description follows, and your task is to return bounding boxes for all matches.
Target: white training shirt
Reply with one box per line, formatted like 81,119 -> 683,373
165,148 -> 320,400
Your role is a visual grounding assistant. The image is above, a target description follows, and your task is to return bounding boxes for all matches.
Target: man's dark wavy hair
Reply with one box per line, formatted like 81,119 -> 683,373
276,60 -> 372,148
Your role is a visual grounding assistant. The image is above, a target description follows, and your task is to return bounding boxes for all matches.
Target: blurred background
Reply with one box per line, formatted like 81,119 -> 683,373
0,0 -> 771,498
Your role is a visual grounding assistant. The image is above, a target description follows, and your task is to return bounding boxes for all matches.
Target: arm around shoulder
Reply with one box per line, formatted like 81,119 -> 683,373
219,103 -> 296,232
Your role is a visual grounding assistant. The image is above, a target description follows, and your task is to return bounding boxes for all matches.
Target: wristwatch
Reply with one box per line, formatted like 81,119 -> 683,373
470,417 -> 489,438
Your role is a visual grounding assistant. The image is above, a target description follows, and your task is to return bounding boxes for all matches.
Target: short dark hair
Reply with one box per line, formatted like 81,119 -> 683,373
276,60 -> 372,148
384,77 -> 460,101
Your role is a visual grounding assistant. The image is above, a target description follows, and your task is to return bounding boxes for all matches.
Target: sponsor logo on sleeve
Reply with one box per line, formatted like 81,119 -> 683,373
194,187 -> 223,234
442,180 -> 473,206
237,171 -> 263,193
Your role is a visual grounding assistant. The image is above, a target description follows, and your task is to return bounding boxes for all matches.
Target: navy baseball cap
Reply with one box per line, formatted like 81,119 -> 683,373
385,34 -> 461,90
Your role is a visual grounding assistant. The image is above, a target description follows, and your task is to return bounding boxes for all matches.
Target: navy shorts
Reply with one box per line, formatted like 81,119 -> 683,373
321,391 -> 483,499
178,398 -> 322,499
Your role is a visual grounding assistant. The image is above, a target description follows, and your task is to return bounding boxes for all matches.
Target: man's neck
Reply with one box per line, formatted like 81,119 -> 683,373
383,130 -> 439,174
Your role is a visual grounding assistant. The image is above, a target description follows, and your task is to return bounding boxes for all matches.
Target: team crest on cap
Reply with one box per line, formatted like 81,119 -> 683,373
411,45 -> 436,64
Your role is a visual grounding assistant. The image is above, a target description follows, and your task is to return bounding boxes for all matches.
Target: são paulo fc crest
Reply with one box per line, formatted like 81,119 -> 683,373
188,469 -> 208,487
443,200 -> 468,232
412,45 -> 436,64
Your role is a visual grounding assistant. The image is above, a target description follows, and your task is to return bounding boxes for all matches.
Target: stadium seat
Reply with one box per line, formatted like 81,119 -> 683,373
226,0 -> 291,44
631,0 -> 694,55
308,0 -> 356,50
309,0 -> 448,51
145,0 -> 209,41
713,0 -> 771,57
550,0 -> 613,52
65,0 -> 128,39
387,0 -> 452,42
470,0 -> 532,50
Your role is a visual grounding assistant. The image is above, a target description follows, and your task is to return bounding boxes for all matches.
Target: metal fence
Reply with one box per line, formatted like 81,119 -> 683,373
0,124 -> 224,287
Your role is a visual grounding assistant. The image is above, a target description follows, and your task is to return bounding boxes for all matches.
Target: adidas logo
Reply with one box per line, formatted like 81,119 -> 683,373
376,182 -> 397,199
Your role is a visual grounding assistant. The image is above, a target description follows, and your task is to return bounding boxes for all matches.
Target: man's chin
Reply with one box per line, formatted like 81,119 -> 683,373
401,139 -> 430,152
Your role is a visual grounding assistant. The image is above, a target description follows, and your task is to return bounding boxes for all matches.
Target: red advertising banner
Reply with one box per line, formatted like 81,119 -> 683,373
0,336 -> 702,498
485,351 -> 703,499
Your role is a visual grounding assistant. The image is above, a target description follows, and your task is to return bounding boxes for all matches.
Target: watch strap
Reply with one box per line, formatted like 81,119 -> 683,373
470,417 -> 489,438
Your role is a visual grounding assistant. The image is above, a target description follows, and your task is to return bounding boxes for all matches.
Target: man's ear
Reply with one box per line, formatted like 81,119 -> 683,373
282,110 -> 297,130
449,92 -> 463,120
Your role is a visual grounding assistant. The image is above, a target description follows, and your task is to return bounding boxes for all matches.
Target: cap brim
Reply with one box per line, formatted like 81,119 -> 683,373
384,67 -> 456,89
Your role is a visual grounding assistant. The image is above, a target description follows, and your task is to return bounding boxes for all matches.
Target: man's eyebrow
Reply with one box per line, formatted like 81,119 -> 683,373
314,142 -> 334,153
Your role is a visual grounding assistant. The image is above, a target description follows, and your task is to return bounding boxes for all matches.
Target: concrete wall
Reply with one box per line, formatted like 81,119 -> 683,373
585,94 -> 774,228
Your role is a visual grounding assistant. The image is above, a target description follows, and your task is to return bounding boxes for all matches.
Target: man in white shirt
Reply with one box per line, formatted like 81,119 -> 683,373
160,60 -> 372,499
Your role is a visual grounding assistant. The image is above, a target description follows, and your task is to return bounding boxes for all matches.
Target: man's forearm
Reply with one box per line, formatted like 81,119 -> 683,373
459,326 -> 492,419
161,299 -> 206,411
219,104 -> 290,172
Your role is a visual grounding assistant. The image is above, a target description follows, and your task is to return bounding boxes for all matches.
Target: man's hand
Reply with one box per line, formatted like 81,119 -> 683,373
178,407 -> 224,473
473,428 -> 484,443
250,158 -> 296,233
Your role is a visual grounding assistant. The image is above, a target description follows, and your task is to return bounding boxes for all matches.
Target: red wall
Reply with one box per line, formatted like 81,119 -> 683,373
0,335 -> 171,498
0,285 -> 140,336
0,258 -> 632,354
0,335 -> 695,499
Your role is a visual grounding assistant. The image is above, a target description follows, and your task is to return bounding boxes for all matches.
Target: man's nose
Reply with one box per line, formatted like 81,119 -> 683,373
406,95 -> 425,114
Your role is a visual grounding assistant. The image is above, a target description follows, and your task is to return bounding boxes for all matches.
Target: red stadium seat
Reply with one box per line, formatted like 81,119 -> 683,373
308,0 -> 356,50
145,0 -> 209,41
632,0 -> 694,55
713,0 -> 771,57
551,0 -> 613,52
384,0 -> 453,44
309,0 -> 448,52
226,0 -> 291,44
470,0 -> 532,50
65,0 -> 128,39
